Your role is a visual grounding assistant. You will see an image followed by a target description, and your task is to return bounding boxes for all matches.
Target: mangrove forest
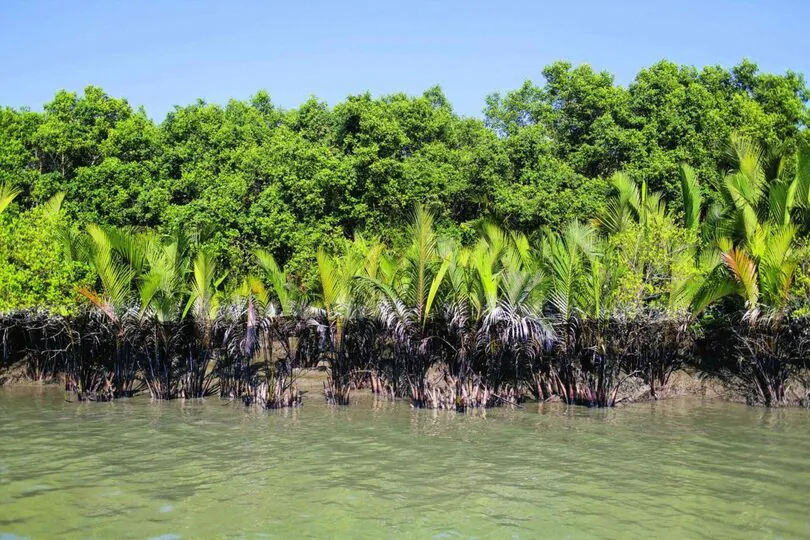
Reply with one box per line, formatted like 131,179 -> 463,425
2,59 -> 810,409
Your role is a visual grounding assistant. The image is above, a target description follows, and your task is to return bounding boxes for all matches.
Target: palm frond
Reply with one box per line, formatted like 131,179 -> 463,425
768,177 -> 798,227
721,247 -> 759,321
0,182 -> 21,215
689,265 -> 739,318
796,144 -> 810,207
679,164 -> 702,230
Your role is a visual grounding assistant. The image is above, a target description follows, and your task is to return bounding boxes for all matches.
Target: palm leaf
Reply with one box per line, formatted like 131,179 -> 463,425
689,265 -> 739,318
0,183 -> 21,215
796,144 -> 810,207
721,247 -> 759,320
679,164 -> 702,230
768,179 -> 797,226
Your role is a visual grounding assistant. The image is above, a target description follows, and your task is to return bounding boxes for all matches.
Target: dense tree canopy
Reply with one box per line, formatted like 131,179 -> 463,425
1,59 -> 808,309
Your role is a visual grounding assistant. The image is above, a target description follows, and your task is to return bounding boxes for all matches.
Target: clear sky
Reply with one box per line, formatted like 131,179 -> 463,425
1,0 -> 808,120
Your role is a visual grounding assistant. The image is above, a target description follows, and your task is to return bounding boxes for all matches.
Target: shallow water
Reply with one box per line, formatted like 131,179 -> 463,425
0,387 -> 809,539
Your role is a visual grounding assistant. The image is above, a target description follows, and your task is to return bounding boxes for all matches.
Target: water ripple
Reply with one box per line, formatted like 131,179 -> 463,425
0,388 -> 809,538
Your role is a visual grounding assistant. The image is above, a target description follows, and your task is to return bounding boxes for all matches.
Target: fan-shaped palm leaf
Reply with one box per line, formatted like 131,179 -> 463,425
0,183 -> 20,215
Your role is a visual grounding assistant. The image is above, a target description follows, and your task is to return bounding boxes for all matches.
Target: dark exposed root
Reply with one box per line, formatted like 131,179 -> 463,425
6,307 -> 810,409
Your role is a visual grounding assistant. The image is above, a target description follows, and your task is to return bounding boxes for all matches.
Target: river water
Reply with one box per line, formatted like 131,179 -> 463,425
0,386 -> 809,539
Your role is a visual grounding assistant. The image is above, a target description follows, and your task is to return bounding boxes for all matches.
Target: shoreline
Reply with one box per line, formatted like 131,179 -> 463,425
3,366 -> 807,409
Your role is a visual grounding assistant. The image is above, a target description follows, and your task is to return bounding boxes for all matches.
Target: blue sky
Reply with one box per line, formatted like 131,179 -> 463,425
1,0 -> 808,120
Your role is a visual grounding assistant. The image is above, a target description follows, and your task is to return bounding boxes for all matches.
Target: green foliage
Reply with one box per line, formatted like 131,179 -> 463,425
0,60 -> 808,312
0,197 -> 90,313
485,59 -> 809,206
685,136 -> 809,322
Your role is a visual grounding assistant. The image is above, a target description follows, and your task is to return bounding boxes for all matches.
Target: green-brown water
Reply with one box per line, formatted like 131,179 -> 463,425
1,387 -> 809,539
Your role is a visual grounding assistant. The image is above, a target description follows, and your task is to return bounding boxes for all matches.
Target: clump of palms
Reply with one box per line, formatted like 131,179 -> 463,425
60,224 -> 230,400
8,133 -> 810,410
688,137 -> 810,405
312,233 -> 387,404
358,206 -> 451,406
460,225 -> 553,407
